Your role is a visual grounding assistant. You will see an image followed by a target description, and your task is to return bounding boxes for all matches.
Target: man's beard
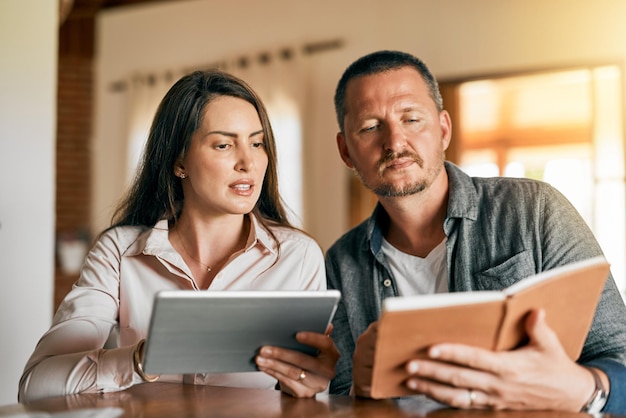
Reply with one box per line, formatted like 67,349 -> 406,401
354,149 -> 444,198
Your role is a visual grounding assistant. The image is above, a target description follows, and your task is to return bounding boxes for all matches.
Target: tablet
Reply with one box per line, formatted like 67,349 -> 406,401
142,289 -> 341,375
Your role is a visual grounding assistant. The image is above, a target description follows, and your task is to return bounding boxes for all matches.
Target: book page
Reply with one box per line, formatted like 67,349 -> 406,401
502,256 -> 607,296
382,290 -> 504,312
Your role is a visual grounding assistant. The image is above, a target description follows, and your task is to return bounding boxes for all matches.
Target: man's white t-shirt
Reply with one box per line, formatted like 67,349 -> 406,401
381,238 -> 448,296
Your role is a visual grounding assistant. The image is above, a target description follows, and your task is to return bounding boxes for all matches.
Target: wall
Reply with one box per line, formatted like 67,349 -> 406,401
0,0 -> 56,406
94,0 -> 626,253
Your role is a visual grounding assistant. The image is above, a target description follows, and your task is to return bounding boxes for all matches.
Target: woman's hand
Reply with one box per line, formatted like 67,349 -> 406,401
255,325 -> 339,398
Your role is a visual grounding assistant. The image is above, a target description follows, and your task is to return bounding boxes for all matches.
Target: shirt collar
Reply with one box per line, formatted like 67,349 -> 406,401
366,204 -> 389,257
140,213 -> 276,257
444,161 -> 479,222
247,213 -> 276,255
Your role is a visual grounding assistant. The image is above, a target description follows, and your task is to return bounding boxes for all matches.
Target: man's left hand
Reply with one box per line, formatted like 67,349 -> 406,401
404,309 -> 601,411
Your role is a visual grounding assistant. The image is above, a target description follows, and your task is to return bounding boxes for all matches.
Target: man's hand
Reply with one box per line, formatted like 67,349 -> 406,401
351,321 -> 378,397
255,324 -> 339,398
402,309 -> 602,410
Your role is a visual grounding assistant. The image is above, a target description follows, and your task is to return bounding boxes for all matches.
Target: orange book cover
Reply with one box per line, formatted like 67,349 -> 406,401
370,256 -> 610,399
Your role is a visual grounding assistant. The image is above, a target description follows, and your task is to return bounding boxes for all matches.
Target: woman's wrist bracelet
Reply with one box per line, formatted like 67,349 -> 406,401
133,339 -> 160,382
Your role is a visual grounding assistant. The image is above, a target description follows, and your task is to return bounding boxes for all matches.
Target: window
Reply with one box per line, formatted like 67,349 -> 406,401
266,94 -> 303,227
454,66 -> 625,296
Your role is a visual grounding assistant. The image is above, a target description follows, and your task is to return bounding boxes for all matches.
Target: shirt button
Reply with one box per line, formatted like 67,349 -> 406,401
383,279 -> 392,287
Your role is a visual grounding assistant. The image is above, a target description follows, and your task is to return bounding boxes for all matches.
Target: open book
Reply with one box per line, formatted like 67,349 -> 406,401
370,256 -> 610,399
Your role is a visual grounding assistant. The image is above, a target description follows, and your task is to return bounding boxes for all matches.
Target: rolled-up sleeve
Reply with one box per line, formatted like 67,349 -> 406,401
18,229 -> 143,401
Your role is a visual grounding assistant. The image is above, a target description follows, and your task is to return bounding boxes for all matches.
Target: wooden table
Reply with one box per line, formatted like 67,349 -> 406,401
0,383 -> 616,417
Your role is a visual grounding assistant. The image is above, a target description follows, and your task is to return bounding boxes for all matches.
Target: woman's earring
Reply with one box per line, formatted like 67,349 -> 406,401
179,173 -> 186,179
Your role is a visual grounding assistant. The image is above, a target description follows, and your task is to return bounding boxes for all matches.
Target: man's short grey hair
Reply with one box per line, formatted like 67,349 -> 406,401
334,50 -> 443,132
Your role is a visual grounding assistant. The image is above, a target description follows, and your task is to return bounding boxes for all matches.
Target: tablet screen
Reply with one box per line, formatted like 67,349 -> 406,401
143,290 -> 341,375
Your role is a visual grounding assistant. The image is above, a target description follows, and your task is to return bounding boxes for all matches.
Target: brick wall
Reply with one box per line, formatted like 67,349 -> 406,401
55,15 -> 94,310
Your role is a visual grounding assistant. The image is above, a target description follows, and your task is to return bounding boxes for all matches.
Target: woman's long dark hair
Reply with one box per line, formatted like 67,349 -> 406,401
108,70 -> 292,233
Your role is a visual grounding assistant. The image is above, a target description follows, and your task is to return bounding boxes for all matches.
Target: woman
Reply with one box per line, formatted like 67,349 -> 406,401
19,70 -> 337,401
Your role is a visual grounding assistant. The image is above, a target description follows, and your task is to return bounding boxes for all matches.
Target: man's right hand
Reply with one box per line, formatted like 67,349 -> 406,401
352,321 -> 379,397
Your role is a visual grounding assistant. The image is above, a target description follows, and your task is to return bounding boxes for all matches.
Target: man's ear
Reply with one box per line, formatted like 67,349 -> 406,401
439,110 -> 452,152
336,132 -> 355,169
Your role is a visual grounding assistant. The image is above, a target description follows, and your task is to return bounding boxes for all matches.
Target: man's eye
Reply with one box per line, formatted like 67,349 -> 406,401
361,125 -> 378,133
406,117 -> 423,124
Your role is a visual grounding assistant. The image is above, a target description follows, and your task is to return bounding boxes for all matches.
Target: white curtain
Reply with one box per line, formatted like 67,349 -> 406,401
124,72 -> 180,185
229,51 -> 309,226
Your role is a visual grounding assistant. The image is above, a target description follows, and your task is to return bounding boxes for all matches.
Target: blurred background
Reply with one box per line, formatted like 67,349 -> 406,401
2,0 -> 626,406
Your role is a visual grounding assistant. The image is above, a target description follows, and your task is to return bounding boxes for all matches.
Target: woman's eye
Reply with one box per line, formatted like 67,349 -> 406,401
252,141 -> 265,148
215,143 -> 231,150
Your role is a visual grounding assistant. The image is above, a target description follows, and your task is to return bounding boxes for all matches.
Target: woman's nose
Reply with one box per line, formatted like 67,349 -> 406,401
235,147 -> 254,172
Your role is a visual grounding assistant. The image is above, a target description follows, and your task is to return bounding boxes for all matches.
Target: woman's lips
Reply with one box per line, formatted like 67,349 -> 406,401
230,181 -> 254,196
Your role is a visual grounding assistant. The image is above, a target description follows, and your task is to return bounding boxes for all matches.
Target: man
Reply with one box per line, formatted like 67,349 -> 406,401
325,50 -> 626,413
